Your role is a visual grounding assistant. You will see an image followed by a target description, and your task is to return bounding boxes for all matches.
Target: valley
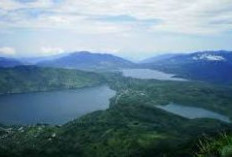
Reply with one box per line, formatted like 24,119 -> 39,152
0,65 -> 231,156
0,51 -> 232,157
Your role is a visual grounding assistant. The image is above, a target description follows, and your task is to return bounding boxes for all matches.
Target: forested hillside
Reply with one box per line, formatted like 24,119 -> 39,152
0,66 -> 104,94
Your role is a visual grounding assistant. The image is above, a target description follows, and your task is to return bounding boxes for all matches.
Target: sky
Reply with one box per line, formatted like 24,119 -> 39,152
0,0 -> 232,60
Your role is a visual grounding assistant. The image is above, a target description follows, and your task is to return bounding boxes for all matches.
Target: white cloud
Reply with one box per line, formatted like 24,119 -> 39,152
0,0 -> 22,11
0,0 -> 232,34
0,47 -> 16,56
25,0 -> 53,8
0,0 -> 52,10
51,0 -> 232,34
41,46 -> 64,55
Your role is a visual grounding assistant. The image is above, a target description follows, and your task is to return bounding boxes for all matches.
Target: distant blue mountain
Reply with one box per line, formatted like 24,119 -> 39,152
0,57 -> 22,67
141,50 -> 232,83
38,51 -> 135,70
19,53 -> 69,65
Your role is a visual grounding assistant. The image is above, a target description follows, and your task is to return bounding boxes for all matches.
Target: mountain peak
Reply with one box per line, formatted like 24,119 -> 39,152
73,51 -> 92,55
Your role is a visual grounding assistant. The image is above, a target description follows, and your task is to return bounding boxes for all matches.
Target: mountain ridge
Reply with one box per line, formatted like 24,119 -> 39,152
0,57 -> 22,67
141,50 -> 232,63
37,51 -> 135,70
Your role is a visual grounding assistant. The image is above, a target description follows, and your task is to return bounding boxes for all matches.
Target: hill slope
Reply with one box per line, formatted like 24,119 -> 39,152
0,66 -> 104,94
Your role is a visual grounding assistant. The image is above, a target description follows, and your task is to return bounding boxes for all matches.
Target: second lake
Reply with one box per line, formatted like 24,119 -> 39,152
156,103 -> 230,123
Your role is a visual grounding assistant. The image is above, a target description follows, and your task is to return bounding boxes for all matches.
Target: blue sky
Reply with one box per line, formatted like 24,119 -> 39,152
0,0 -> 232,60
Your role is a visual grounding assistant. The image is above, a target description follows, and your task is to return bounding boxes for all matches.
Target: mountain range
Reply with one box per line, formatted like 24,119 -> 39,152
141,50 -> 232,83
0,50 -> 231,83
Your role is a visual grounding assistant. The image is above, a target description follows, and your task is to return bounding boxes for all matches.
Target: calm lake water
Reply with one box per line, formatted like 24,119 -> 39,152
0,85 -> 116,125
156,103 -> 230,123
122,69 -> 187,81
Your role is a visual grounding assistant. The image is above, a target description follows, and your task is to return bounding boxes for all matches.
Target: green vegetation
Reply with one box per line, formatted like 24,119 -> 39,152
106,73 -> 232,119
195,132 -> 232,157
0,71 -> 232,157
0,66 -> 104,94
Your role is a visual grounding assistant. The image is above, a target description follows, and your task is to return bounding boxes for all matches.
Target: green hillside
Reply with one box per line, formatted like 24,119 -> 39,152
0,66 -> 104,94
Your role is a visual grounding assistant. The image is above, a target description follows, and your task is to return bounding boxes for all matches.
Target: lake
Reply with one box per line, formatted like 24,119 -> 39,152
0,85 -> 116,125
156,103 -> 230,123
121,69 -> 187,81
